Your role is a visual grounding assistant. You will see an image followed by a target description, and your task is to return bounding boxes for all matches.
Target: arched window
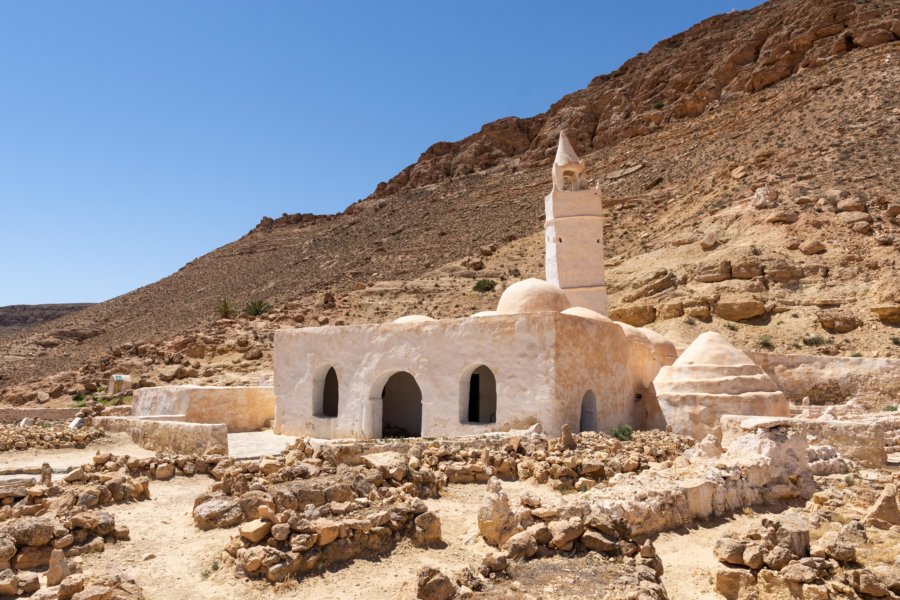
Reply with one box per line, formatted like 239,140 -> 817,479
322,367 -> 339,417
463,365 -> 497,424
313,366 -> 339,418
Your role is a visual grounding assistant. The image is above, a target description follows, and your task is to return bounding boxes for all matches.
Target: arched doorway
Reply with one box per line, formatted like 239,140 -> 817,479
322,367 -> 339,417
381,372 -> 422,437
579,390 -> 598,432
464,365 -> 497,424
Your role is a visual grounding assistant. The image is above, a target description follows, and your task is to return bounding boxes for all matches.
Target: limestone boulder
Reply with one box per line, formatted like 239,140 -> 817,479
714,297 -> 766,321
477,478 -> 516,547
193,498 -> 243,530
817,309 -> 861,333
609,304 -> 656,327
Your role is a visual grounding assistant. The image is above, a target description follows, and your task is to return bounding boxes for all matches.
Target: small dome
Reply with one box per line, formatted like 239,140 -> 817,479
392,315 -> 436,324
471,310 -> 500,318
496,279 -> 571,315
615,321 -> 655,350
638,327 -> 679,366
675,331 -> 755,367
561,306 -> 614,323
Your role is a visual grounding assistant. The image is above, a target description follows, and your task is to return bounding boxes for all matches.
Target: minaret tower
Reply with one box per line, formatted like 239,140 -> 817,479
544,131 -> 608,314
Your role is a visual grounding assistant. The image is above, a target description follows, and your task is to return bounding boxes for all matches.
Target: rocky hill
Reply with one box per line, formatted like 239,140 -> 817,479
1,0 -> 898,405
0,304 -> 93,339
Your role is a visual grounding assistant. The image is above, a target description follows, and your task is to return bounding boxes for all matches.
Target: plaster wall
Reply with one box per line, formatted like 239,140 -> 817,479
274,313 -> 642,439
94,416 -> 228,455
544,188 -> 607,314
554,315 -> 637,432
132,386 -> 274,432
275,314 -> 558,438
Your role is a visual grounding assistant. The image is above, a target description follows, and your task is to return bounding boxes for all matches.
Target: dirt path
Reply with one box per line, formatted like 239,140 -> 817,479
77,474 -> 797,600
653,507 -> 790,599
77,479 -> 506,600
0,433 -> 154,476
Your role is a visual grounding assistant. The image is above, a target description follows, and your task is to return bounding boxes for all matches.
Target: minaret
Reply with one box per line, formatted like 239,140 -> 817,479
544,131 -> 608,314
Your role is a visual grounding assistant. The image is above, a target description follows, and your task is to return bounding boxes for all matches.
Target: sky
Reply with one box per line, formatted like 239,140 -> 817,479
0,1 -> 763,306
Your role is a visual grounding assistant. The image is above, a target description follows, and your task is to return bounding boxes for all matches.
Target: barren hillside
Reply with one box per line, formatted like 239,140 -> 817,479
0,303 -> 93,339
1,0 -> 898,404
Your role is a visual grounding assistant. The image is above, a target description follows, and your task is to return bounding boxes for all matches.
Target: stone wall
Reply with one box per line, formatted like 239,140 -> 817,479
0,406 -> 130,424
720,414 -> 887,468
93,416 -> 228,455
749,352 -> 900,407
132,386 -> 274,432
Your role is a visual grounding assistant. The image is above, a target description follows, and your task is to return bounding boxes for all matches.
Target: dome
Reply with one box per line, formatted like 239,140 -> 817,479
615,321 -> 655,350
675,331 -> 755,367
561,306 -> 614,323
392,315 -> 436,324
496,279 -> 571,315
471,310 -> 500,318
638,327 -> 679,366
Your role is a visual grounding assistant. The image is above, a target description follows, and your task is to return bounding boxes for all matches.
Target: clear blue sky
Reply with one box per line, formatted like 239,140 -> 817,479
0,1 -> 762,306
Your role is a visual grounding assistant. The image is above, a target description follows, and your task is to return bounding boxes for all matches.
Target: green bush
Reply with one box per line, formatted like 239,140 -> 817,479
884,405 -> 898,412
653,100 -> 664,110
758,335 -> 774,349
245,299 -> 272,316
473,279 -> 497,293
215,299 -> 237,319
891,336 -> 900,347
611,424 -> 633,441
802,334 -> 827,347
724,322 -> 738,331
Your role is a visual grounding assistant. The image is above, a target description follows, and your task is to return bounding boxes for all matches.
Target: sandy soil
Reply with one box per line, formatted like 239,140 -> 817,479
77,479 -> 515,600
653,505 -> 798,600
0,433 -> 155,476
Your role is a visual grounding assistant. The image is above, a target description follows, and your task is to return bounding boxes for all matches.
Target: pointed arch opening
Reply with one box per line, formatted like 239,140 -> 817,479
579,390 -> 598,432
461,364 -> 497,424
313,366 -> 339,418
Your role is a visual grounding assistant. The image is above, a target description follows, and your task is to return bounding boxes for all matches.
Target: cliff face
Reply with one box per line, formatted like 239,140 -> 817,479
0,304 -> 93,339
370,0 -> 899,199
1,0 -> 898,402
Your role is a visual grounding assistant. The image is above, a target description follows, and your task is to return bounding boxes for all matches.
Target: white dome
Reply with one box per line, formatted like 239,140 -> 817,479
496,279 -> 571,315
637,327 -> 679,366
561,306 -> 614,323
392,315 -> 436,324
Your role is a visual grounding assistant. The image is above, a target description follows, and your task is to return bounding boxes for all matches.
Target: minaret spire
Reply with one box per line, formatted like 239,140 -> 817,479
544,130 -> 607,314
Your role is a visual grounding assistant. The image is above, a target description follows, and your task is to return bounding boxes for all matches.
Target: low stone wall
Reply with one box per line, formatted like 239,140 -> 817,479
0,407 -> 81,423
132,386 -> 274,432
93,416 -> 228,455
720,414 -> 887,468
749,352 -> 900,407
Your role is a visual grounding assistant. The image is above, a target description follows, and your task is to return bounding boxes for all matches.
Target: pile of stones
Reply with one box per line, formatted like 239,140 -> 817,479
715,516 -> 899,599
68,451 -> 229,481
313,428 -> 693,491
0,458 -> 151,599
0,511 -> 130,596
193,446 -> 443,582
476,477 -> 665,600
807,445 -> 854,476
0,423 -> 104,452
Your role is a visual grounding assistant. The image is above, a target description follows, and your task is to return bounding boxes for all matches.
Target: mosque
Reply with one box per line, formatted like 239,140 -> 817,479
273,132 -> 787,439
